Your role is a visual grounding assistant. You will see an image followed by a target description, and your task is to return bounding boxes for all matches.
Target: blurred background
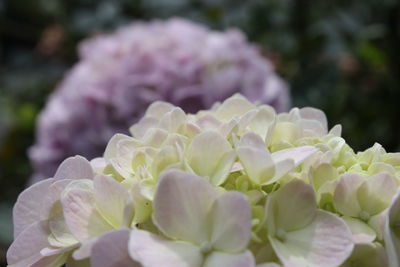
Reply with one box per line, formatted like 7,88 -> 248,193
1,0 -> 400,265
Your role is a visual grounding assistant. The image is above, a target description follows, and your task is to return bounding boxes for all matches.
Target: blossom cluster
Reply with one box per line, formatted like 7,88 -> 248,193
9,94 -> 400,267
29,18 -> 290,183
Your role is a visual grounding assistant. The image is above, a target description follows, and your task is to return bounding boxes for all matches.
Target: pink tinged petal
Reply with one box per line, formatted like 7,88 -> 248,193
91,229 -> 140,267
93,175 -> 131,228
210,192 -> 252,253
54,155 -> 94,180
61,182 -> 113,242
7,221 -> 51,266
128,230 -> 203,267
153,170 -> 216,245
270,210 -> 353,267
385,192 -> 400,267
334,173 -> 364,217
267,180 -> 317,233
187,131 -> 233,183
341,216 -> 376,243
271,146 -> 318,167
13,178 -> 54,238
203,251 -> 255,267
357,172 -> 397,216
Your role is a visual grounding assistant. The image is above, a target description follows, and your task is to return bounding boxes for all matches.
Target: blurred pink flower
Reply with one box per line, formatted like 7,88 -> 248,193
29,18 -> 290,183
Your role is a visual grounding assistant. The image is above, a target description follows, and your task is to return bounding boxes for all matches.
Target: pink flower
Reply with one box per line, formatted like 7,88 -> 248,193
29,18 -> 290,183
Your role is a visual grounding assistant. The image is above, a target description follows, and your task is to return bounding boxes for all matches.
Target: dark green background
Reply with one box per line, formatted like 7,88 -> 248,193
1,0 -> 400,265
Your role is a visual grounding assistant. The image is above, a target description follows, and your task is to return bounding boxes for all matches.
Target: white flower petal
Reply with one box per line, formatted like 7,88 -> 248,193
103,134 -> 133,160
145,101 -> 175,119
215,94 -> 256,121
210,191 -> 251,253
299,107 -> 328,134
271,146 -> 318,166
203,251 -> 255,267
129,230 -> 203,267
153,170 -> 216,245
93,175 -> 131,228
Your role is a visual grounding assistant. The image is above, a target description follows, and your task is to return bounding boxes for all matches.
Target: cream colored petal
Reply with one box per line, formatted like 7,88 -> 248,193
333,173 -> 364,217
266,180 -> 316,233
93,175 -> 131,228
342,216 -> 376,243
236,133 -> 275,185
215,94 -> 256,121
357,172 -> 397,216
187,131 -> 233,180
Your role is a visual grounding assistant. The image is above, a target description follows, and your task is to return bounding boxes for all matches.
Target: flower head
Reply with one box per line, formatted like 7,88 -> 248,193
8,94 -> 400,266
29,18 -> 290,183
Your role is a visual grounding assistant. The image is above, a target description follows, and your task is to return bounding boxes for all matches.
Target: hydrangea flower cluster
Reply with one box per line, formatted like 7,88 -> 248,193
9,94 -> 400,267
29,18 -> 290,183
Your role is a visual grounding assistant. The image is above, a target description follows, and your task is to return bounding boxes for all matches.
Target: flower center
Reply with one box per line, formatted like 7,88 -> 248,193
200,242 -> 212,254
359,211 -> 370,221
276,229 -> 287,242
